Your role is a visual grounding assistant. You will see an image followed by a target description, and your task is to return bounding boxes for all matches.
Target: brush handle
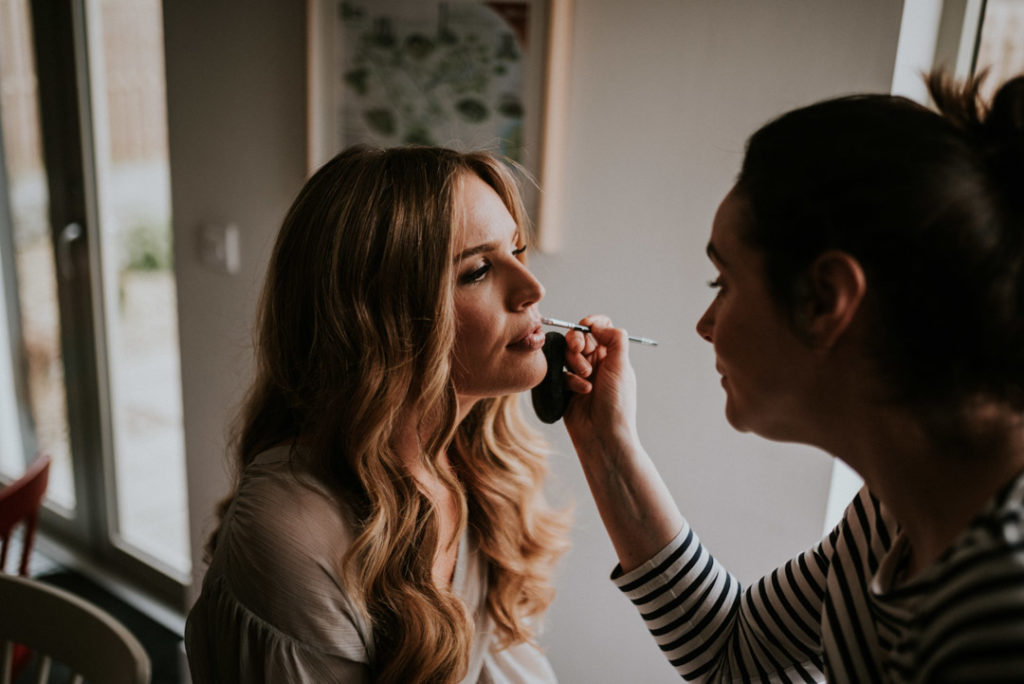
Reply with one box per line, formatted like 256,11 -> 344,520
540,317 -> 659,347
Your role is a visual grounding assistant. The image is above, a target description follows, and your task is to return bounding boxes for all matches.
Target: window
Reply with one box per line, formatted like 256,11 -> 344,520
825,0 -> 1024,532
0,0 -> 188,606
975,0 -> 1024,99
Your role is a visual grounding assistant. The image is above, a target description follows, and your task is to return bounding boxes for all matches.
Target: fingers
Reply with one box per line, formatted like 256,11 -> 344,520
563,315 -> 624,372
579,314 -> 613,329
565,371 -> 592,394
565,350 -> 592,379
564,329 -> 591,370
565,329 -> 599,357
581,315 -> 629,351
563,348 -> 594,393
565,329 -> 587,354
558,314 -> 640,445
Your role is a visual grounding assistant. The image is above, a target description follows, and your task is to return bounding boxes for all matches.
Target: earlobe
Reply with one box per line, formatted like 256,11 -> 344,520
804,250 -> 866,349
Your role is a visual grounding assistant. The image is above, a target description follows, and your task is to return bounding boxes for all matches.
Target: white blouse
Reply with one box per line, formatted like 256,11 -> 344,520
185,446 -> 557,683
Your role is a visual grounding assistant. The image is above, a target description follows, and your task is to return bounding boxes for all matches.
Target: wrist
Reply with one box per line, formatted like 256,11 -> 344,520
571,423 -> 643,471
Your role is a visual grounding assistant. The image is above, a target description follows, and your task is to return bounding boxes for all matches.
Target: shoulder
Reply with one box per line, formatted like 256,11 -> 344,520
839,486 -> 899,543
225,450 -> 357,565
914,474 -> 1024,678
934,468 -> 1024,586
826,486 -> 899,575
202,449 -> 369,648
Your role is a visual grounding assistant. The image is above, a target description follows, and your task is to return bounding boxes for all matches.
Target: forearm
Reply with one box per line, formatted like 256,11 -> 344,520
572,430 -> 684,572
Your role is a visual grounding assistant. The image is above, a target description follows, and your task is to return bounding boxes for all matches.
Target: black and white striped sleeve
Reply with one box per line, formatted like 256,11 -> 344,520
611,519 -> 832,682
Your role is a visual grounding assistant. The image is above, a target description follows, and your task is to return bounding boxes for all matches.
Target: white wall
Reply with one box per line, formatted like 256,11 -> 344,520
163,0 -> 308,600
530,3 -> 902,680
165,1 -> 903,680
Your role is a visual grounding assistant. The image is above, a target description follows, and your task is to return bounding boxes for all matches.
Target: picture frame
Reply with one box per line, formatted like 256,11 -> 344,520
307,0 -> 573,251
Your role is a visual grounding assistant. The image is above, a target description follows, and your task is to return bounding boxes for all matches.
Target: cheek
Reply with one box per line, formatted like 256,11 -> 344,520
711,308 -> 761,380
451,303 -> 498,371
453,303 -> 494,349
709,305 -> 739,357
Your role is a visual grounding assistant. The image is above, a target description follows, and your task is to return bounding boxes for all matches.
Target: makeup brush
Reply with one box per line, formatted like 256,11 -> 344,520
541,317 -> 659,347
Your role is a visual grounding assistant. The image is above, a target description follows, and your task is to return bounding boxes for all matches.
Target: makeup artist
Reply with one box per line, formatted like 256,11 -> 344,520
559,71 -> 1024,682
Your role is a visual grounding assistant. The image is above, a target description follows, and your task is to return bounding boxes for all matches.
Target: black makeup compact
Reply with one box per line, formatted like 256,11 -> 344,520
531,332 -> 572,423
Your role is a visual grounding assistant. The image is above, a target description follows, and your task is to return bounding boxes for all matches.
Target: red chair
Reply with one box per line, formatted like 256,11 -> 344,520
0,453 -> 51,679
0,453 -> 50,575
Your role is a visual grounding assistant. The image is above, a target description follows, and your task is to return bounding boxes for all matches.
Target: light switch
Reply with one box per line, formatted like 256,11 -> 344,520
197,224 -> 240,274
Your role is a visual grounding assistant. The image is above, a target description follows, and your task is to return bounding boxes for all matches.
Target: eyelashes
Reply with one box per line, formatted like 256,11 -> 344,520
462,263 -> 490,284
459,245 -> 529,284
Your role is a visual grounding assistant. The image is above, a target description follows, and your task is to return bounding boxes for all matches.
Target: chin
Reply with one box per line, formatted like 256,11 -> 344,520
501,349 -> 547,392
466,359 -> 548,400
723,399 -> 753,434
504,368 -> 547,397
525,354 -> 549,389
725,402 -> 807,443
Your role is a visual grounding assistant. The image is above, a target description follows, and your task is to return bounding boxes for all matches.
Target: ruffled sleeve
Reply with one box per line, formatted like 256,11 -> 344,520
185,452 -> 373,683
185,574 -> 370,683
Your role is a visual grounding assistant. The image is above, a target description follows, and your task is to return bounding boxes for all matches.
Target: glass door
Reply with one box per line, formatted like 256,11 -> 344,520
86,0 -> 189,579
0,0 -> 189,605
0,0 -> 75,510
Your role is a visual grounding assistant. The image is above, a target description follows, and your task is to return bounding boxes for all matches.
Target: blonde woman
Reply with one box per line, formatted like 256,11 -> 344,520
185,146 -> 569,683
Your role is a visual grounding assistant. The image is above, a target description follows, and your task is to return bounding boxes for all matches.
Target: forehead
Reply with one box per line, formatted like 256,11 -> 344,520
709,187 -> 751,262
456,173 -> 517,247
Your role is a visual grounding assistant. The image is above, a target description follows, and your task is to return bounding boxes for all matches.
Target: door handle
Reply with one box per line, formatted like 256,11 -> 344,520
57,221 -> 83,280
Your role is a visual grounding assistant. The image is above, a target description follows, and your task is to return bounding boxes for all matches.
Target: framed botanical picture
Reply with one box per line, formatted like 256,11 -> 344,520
308,0 -> 573,251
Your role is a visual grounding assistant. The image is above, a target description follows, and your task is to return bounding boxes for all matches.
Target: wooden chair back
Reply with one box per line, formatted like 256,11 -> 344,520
0,573 -> 151,684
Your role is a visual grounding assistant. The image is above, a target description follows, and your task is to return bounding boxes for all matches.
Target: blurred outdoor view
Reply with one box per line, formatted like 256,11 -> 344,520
0,0 -> 189,575
976,0 -> 1024,100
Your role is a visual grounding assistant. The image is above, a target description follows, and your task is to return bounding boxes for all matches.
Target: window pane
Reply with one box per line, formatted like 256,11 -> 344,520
0,0 -> 75,508
976,0 -> 1024,99
88,0 -> 189,575
0,239 -> 23,477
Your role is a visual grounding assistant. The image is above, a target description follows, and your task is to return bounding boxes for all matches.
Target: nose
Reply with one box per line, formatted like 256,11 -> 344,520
509,262 -> 544,310
696,302 -> 714,343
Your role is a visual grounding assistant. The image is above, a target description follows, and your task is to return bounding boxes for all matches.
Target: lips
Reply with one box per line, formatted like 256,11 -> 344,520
508,322 -> 545,351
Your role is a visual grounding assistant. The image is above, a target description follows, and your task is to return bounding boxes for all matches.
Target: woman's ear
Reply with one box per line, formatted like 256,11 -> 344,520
800,250 -> 866,349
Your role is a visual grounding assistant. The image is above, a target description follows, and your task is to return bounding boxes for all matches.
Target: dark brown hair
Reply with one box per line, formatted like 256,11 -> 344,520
735,71 -> 1024,412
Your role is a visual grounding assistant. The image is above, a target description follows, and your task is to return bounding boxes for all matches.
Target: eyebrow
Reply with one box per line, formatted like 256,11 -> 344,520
456,242 -> 499,261
454,231 -> 521,262
706,242 -> 727,266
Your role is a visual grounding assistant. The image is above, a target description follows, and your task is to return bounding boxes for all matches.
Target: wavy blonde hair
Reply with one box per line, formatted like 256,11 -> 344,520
210,146 -> 569,682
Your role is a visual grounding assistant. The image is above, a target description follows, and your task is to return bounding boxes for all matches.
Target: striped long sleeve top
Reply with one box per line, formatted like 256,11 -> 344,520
612,471 -> 1024,682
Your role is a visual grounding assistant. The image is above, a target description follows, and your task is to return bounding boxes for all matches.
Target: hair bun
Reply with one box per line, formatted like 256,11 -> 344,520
986,74 -> 1024,135
981,74 -> 1024,214
928,70 -> 1024,214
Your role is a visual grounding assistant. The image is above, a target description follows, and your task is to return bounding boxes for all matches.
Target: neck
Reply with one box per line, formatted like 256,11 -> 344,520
392,396 -> 477,477
455,395 -> 478,425
827,401 -> 1024,577
392,401 -> 468,587
392,406 -> 443,481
